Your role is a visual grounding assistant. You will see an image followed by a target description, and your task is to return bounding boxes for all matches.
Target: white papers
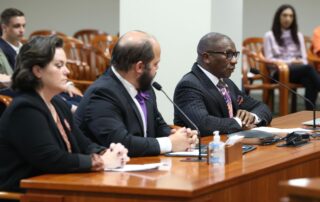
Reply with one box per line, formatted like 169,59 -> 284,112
251,127 -> 310,134
225,135 -> 244,146
165,150 -> 207,157
105,163 -> 163,172
302,118 -> 320,126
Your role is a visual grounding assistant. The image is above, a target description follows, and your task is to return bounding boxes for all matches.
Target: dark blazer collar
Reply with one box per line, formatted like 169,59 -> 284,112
15,91 -> 79,152
108,68 -> 145,135
191,63 -> 231,117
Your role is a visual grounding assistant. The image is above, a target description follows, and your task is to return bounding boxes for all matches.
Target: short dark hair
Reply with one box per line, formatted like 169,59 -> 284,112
271,4 -> 299,47
11,35 -> 63,92
0,8 -> 24,36
111,36 -> 154,72
1,8 -> 24,25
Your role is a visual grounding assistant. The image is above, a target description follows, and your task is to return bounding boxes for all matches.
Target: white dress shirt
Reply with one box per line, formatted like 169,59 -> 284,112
112,67 -> 172,153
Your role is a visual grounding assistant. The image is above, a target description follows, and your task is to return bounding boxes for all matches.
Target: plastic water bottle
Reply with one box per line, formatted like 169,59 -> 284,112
208,131 -> 225,165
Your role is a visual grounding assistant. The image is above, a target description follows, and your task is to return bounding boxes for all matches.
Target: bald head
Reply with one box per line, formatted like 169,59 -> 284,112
111,30 -> 159,72
196,32 -> 233,62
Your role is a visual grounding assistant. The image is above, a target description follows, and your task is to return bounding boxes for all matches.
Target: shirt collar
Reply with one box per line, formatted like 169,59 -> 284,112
197,64 -> 220,86
111,66 -> 138,98
5,40 -> 22,54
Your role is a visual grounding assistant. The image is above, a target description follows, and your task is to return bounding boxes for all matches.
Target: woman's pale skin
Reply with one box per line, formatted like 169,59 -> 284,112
31,47 -> 129,169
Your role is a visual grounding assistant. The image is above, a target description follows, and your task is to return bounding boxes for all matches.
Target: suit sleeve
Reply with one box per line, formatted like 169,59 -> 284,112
84,89 -> 161,157
174,80 -> 243,135
7,107 -> 92,173
232,82 -> 273,126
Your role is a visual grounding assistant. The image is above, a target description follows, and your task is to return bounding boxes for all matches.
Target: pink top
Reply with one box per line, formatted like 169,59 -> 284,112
263,30 -> 307,65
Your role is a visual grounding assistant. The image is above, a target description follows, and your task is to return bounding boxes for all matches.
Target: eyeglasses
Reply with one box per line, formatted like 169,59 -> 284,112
205,51 -> 240,61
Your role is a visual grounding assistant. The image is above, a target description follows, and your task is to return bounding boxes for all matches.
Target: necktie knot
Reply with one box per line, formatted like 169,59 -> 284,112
136,91 -> 150,103
217,79 -> 228,89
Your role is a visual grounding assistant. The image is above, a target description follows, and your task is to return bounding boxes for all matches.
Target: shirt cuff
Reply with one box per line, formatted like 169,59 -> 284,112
156,137 -> 172,154
233,117 -> 242,127
251,113 -> 261,124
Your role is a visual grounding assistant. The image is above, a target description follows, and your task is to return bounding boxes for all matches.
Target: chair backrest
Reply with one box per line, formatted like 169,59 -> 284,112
91,34 -> 119,59
242,37 -> 267,86
29,29 -> 67,39
73,29 -> 107,45
0,94 -> 12,117
66,60 -> 96,92
63,42 -> 109,76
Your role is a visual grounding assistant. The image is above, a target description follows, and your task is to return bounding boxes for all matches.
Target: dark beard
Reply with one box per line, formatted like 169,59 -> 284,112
138,64 -> 154,91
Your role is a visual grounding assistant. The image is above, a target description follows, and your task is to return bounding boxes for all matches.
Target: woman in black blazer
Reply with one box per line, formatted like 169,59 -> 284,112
0,35 -> 129,193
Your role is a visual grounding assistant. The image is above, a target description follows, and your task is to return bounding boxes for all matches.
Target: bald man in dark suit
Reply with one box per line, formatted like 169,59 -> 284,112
174,32 -> 272,135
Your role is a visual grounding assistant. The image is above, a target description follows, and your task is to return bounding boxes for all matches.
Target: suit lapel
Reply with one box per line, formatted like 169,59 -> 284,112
191,63 -> 230,117
27,93 -> 69,151
109,70 -> 145,134
145,90 -> 155,138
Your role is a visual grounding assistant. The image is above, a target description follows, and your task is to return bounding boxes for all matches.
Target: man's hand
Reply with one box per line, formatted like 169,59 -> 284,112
236,109 -> 255,128
169,127 -> 197,152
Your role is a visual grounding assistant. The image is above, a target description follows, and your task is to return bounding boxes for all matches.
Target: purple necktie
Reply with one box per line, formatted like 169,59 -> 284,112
217,80 -> 233,118
135,91 -> 149,124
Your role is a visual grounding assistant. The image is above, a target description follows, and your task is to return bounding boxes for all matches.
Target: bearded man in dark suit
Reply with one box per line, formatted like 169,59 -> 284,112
75,30 -> 197,157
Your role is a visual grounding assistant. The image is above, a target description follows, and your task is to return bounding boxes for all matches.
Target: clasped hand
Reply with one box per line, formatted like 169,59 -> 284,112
102,143 -> 130,169
169,127 -> 198,152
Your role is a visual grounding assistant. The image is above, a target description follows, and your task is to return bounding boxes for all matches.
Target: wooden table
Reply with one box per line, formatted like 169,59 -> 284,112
20,111 -> 320,202
279,178 -> 320,202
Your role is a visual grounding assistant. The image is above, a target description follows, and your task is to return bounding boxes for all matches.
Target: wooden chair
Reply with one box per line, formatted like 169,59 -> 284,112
242,37 -> 303,116
73,29 -> 107,45
91,34 -> 119,59
242,48 -> 278,111
0,94 -> 12,106
66,60 -> 96,92
63,42 -> 110,77
29,29 -> 67,39
0,94 -> 12,120
59,35 -> 83,46
242,37 -> 278,111
0,191 -> 22,201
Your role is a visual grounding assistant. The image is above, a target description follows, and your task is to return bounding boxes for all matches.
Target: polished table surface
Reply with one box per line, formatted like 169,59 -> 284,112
20,111 -> 320,202
280,178 -> 320,201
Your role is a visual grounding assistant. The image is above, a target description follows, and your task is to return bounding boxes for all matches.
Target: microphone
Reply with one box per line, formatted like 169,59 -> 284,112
250,68 -> 318,130
152,82 -> 205,161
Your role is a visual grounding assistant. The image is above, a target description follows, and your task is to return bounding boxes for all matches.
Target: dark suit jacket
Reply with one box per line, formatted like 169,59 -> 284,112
0,38 -> 16,70
75,68 -> 171,157
0,92 -> 105,192
174,63 -> 272,135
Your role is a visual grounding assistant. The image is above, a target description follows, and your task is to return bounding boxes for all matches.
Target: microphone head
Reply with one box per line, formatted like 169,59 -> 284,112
152,82 -> 162,91
250,68 -> 260,74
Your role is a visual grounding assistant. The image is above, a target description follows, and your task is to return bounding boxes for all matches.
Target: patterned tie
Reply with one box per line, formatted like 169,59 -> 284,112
217,79 -> 233,118
135,91 -> 150,124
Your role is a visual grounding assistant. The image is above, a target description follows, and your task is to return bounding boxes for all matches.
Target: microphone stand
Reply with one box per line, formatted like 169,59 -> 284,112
250,68 -> 319,131
152,82 -> 206,162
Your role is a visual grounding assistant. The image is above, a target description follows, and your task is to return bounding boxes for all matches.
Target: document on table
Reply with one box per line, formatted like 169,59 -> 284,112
251,127 -> 310,134
302,118 -> 320,126
105,163 -> 164,172
165,150 -> 207,157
